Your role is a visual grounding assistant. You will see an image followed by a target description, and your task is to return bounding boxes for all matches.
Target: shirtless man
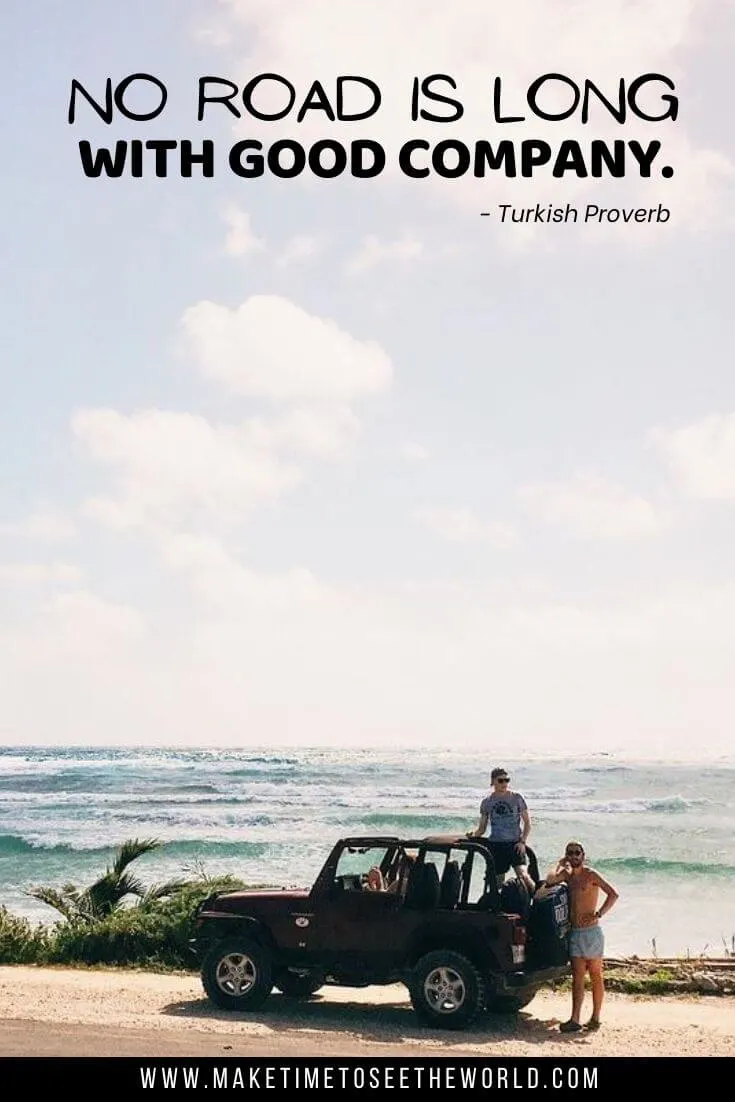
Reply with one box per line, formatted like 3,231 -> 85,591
543,840 -> 619,1033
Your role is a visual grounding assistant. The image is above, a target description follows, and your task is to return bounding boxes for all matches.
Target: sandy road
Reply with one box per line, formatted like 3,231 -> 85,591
0,965 -> 733,1058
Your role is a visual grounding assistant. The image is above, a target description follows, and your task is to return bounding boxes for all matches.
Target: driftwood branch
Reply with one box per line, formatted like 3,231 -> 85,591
605,957 -> 735,971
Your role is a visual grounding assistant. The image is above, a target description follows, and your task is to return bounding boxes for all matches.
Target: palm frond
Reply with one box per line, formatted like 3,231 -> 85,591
58,882 -> 84,905
139,878 -> 191,906
24,886 -> 80,922
112,871 -> 147,900
111,838 -> 161,878
24,837 -> 174,924
83,870 -> 146,917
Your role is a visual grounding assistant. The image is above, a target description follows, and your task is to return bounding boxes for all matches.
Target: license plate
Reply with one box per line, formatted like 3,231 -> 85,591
512,945 -> 525,964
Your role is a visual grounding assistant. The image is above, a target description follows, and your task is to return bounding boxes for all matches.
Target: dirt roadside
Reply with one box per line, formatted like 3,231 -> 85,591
0,965 -> 733,1058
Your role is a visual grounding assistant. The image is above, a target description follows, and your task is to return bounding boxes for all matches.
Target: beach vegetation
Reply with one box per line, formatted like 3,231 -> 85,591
2,839 -> 735,994
0,838 -> 248,969
25,838 -> 188,924
48,877 -> 244,969
0,906 -> 52,964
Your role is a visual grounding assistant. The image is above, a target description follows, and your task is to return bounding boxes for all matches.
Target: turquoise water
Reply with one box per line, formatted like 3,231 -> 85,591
1,745 -> 734,958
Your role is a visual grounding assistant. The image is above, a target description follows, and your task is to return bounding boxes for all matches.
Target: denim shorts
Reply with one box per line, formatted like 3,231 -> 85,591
569,925 -> 604,960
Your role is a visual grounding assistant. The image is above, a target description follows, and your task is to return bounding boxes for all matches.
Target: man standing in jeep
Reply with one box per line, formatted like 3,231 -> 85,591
468,767 -> 536,895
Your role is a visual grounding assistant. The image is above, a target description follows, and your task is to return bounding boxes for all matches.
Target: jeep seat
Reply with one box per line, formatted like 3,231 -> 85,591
439,860 -> 462,910
404,862 -> 441,909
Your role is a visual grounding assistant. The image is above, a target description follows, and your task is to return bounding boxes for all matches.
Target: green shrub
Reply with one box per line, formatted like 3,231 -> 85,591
3,837 -> 251,969
47,876 -> 245,969
0,876 -> 246,969
0,905 -> 52,964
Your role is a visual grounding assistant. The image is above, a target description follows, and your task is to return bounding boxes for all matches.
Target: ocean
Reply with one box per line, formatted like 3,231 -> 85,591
1,745 -> 734,960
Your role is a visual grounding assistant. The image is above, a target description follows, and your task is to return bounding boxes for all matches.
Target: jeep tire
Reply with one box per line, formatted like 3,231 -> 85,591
201,937 -> 273,1012
409,949 -> 485,1030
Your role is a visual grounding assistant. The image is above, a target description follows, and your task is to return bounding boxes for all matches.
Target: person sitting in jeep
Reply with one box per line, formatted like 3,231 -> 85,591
365,852 -> 416,895
365,866 -> 386,892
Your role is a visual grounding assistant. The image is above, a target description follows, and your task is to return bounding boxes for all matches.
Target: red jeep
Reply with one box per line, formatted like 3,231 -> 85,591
192,834 -> 570,1030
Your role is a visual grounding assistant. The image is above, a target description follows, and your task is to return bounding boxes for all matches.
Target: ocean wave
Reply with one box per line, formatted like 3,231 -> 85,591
10,810 -> 280,830
525,788 -> 596,801
0,833 -> 271,859
141,784 -> 221,796
647,796 -> 698,812
601,856 -> 735,877
0,773 -> 135,794
0,834 -> 77,856
349,812 -> 469,830
536,794 -> 698,815
160,839 -> 272,859
214,755 -> 299,766
225,768 -> 299,780
576,766 -> 633,774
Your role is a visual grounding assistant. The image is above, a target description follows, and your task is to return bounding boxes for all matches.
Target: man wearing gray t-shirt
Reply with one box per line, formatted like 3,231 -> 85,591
468,767 -> 535,893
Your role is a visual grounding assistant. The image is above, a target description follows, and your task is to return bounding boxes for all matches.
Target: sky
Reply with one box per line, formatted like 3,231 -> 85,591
1,1 -> 735,756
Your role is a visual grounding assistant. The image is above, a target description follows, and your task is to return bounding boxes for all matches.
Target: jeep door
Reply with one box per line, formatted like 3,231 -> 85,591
307,845 -> 415,971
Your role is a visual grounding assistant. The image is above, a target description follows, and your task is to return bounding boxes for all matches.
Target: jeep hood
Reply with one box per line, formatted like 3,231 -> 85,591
202,888 -> 311,915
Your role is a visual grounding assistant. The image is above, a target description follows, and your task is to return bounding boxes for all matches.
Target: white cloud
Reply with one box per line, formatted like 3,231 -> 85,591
192,16 -> 232,49
5,563 -> 735,753
650,412 -> 735,501
75,405 -> 363,531
4,590 -> 146,668
0,562 -> 83,584
345,234 -> 424,276
181,294 -> 393,402
401,441 -> 430,463
220,210 -> 322,266
412,505 -> 518,549
157,532 -> 322,609
245,405 -> 360,458
75,295 -> 392,531
0,510 -> 76,542
221,204 -> 266,256
518,474 -> 663,539
50,591 -> 145,646
275,235 -> 323,267
73,408 -> 303,529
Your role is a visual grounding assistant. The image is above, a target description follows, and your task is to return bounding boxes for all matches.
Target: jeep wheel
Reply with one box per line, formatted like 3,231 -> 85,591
409,950 -> 485,1030
274,970 -> 324,999
202,937 -> 273,1012
485,987 -> 539,1014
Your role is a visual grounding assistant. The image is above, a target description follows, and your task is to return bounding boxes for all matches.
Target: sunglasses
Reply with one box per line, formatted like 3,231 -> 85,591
566,849 -> 583,857
495,777 -> 510,784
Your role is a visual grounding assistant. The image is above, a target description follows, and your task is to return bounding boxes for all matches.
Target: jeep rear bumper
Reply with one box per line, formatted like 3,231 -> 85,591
491,964 -> 570,994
